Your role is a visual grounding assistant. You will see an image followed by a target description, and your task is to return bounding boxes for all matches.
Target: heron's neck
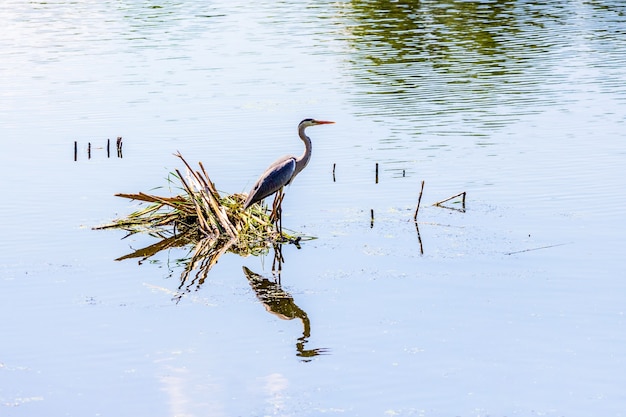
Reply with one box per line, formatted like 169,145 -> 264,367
295,124 -> 312,176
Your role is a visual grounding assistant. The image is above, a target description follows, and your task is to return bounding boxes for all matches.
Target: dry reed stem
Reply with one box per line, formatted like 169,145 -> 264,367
433,191 -> 466,207
413,180 -> 425,221
175,152 -> 238,238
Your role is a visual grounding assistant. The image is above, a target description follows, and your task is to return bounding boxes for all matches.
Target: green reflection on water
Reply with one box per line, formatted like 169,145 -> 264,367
341,1 -> 570,133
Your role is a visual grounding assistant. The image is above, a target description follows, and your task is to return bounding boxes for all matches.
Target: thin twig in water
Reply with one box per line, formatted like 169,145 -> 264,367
413,180 -> 425,221
505,243 -> 569,255
433,192 -> 466,207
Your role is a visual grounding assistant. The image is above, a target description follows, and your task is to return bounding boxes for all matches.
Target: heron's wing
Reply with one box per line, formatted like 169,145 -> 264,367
244,156 -> 296,209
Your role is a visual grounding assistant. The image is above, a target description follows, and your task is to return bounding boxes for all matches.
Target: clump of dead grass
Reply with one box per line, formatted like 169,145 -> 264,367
95,153 -> 303,257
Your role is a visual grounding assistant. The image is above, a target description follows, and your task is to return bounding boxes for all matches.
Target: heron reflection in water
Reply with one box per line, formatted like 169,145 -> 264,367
242,248 -> 328,360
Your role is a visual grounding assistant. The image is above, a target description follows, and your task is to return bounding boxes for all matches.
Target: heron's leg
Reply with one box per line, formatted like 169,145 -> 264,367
270,191 -> 279,223
270,188 -> 282,223
270,188 -> 285,237
277,189 -> 284,237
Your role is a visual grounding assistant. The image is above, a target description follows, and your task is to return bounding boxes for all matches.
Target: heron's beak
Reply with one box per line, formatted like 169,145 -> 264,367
315,120 -> 335,125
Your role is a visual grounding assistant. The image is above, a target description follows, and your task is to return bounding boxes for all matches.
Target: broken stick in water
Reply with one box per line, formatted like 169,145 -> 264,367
433,191 -> 466,209
413,180 -> 425,221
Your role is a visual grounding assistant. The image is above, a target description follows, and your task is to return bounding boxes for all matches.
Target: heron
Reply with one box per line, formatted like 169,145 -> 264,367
243,119 -> 335,223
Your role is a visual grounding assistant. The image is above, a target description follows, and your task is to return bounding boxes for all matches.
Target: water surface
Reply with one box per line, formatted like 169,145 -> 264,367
1,1 -> 625,416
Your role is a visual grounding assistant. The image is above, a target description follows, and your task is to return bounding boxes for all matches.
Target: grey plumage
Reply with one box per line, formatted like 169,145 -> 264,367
243,118 -> 334,210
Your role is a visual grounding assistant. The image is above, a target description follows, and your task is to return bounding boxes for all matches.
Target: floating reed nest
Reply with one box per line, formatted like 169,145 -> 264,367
95,153 -> 304,258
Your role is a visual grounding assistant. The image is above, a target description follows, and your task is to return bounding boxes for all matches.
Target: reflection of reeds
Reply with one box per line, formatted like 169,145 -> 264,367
94,153 -> 313,300
112,227 -> 272,302
95,153 -> 295,249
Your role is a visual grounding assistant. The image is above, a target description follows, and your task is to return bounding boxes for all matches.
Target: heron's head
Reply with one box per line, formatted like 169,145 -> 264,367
299,118 -> 335,128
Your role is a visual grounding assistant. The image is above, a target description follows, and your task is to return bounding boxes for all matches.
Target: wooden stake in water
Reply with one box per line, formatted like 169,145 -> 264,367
74,141 -> 77,161
107,138 -> 111,158
88,142 -> 91,159
370,209 -> 374,228
375,163 -> 379,184
413,180 -> 425,221
116,136 -> 123,158
333,163 -> 336,182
